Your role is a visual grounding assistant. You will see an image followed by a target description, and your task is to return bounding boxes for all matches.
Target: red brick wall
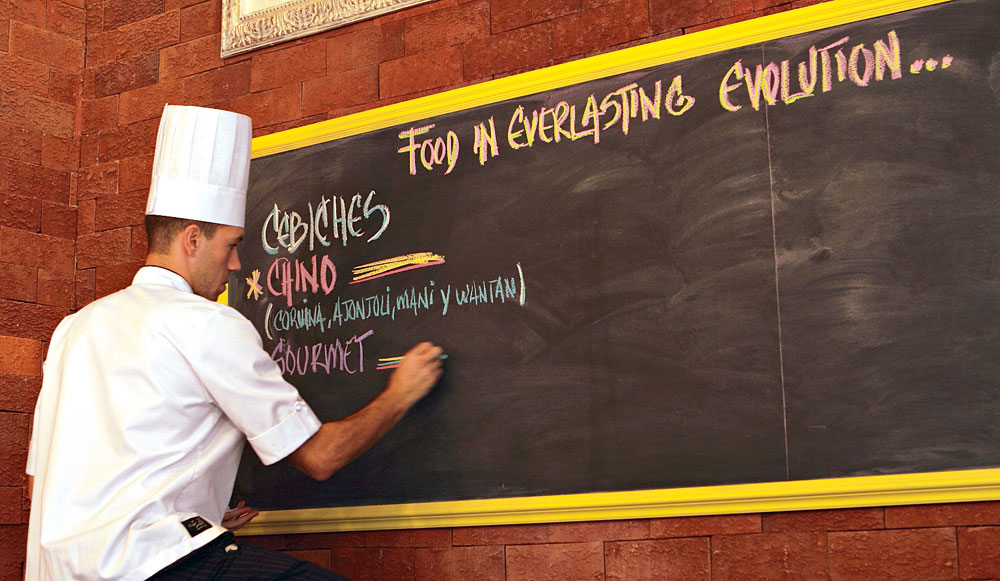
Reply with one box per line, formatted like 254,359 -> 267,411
2,0 -> 999,578
0,0 -> 83,577
239,505 -> 1000,579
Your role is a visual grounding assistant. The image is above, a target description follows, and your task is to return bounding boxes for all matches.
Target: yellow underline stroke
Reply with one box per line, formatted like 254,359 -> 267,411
352,252 -> 445,281
353,252 -> 444,273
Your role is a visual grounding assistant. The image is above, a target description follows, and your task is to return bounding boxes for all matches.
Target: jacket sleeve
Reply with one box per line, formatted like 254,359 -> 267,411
190,305 -> 322,465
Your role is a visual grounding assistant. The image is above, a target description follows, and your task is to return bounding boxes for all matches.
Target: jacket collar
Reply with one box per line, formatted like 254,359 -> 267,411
132,266 -> 193,294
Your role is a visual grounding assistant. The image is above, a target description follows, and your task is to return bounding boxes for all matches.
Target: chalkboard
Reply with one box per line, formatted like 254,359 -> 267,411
228,0 -> 1000,527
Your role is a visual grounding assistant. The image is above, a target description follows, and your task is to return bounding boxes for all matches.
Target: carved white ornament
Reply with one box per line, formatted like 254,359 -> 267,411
221,0 -> 434,58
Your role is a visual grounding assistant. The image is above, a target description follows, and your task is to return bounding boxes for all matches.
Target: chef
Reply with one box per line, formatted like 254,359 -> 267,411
25,105 -> 443,580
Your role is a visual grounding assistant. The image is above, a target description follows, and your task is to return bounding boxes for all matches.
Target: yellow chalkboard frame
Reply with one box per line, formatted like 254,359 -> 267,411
232,0 -> 1000,535
243,468 -> 1000,534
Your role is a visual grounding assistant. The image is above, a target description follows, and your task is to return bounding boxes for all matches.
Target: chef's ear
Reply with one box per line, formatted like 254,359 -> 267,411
180,223 -> 203,257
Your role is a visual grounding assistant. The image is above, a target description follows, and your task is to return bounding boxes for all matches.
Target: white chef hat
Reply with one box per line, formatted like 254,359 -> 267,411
145,104 -> 252,228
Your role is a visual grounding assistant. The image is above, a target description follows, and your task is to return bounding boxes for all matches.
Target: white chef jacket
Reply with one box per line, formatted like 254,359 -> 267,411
25,266 -> 321,581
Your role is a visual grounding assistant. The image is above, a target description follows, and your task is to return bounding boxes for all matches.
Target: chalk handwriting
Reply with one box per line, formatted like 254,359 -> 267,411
320,264 -> 526,327
329,286 -> 396,326
267,254 -> 337,307
473,117 -> 500,165
507,75 -> 695,152
398,124 -> 460,175
720,30 -> 903,111
245,268 -> 264,300
382,30 -> 955,178
443,272 -> 521,315
270,331 -> 374,376
910,54 -> 952,74
261,191 -> 390,255
268,303 -> 327,334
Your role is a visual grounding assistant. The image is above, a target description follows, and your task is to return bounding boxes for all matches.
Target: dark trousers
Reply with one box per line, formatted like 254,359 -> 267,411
149,532 -> 348,580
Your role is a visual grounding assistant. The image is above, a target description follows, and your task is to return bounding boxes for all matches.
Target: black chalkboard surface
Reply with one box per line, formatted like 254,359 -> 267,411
230,0 -> 1000,517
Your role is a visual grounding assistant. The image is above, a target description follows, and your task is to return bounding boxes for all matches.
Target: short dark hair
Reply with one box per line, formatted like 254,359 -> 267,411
144,215 -> 223,254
